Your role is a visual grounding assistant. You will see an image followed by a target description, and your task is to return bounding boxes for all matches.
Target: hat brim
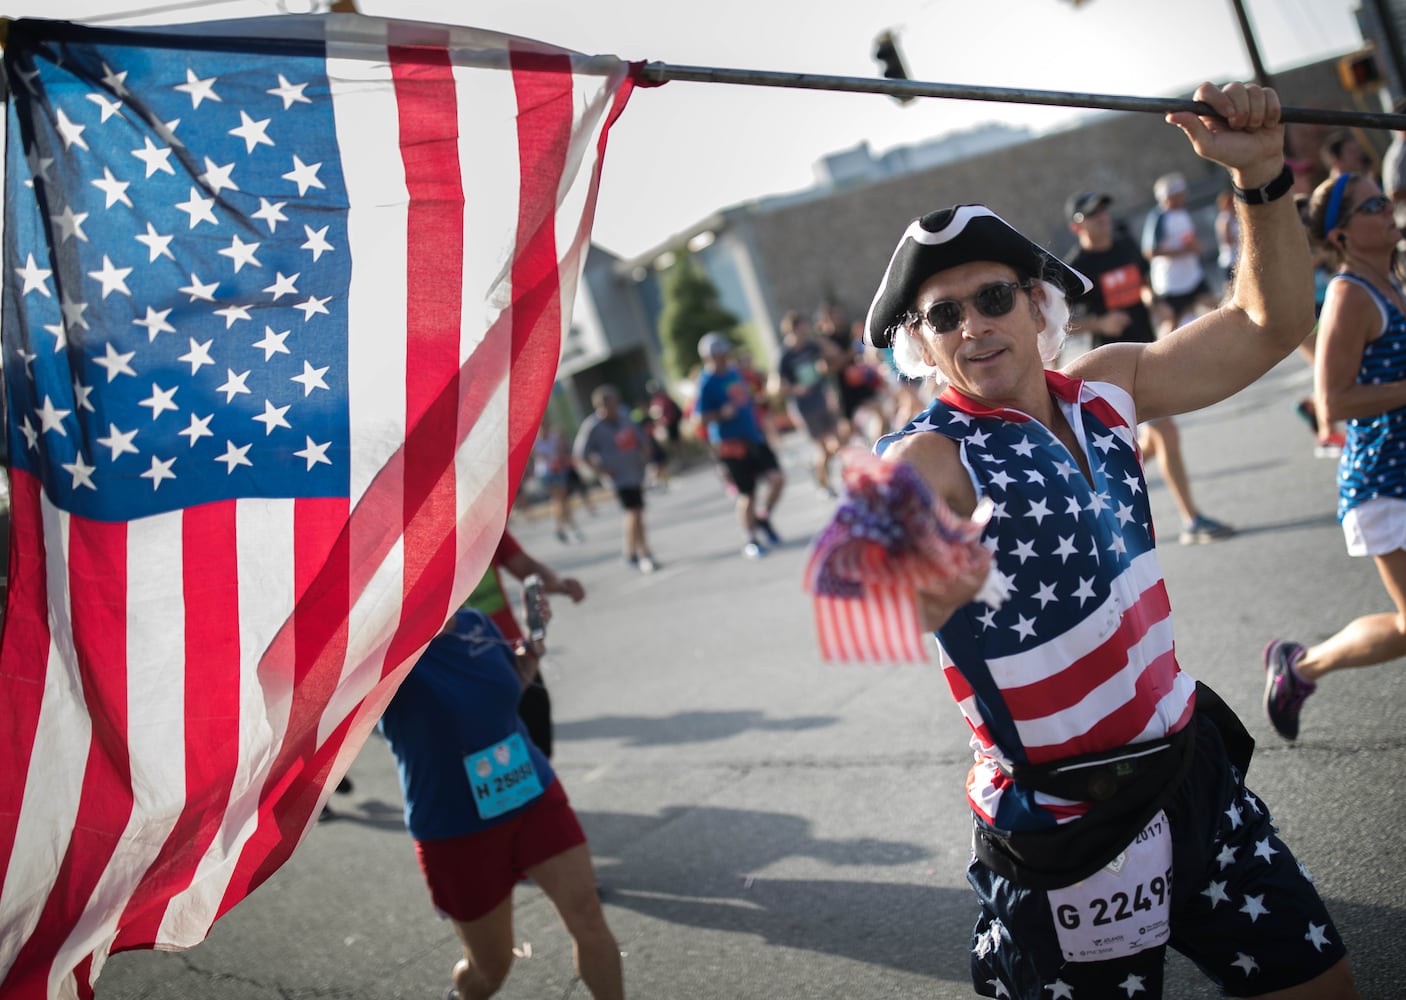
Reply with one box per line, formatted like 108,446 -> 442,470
864,205 -> 1092,348
1069,194 -> 1112,223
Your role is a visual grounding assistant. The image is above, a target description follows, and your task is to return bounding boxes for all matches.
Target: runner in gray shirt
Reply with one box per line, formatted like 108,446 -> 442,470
574,385 -> 657,573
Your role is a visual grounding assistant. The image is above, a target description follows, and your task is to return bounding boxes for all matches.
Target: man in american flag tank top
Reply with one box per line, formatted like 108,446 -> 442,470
864,81 -> 1356,999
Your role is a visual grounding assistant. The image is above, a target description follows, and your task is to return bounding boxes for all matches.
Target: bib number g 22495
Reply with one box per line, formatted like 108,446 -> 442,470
1047,810 -> 1173,962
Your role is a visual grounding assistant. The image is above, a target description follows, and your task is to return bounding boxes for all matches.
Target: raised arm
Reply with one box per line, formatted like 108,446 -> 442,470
1071,82 -> 1314,420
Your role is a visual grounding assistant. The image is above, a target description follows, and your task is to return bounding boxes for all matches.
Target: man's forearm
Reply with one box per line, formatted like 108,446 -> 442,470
1227,160 -> 1314,352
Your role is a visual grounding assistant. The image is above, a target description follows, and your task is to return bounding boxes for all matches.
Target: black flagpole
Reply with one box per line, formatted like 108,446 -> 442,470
636,61 -> 1406,131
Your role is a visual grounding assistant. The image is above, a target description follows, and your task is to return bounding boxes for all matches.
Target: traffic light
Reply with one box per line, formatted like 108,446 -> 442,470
873,31 -> 914,104
1339,48 -> 1383,94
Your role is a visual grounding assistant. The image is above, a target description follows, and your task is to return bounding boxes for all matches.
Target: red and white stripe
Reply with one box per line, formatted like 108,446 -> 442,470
813,584 -> 930,664
0,16 -> 635,999
981,549 -> 1194,763
944,549 -> 1196,825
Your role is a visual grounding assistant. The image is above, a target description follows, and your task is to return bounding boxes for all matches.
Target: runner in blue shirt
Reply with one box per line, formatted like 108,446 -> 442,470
380,607 -> 623,999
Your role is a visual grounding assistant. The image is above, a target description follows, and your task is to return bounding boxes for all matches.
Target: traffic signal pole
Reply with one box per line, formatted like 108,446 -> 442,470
1227,0 -> 1272,88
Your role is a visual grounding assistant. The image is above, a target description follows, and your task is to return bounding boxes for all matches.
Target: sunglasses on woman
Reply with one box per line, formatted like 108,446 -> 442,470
1344,194 -> 1391,223
923,281 -> 1029,334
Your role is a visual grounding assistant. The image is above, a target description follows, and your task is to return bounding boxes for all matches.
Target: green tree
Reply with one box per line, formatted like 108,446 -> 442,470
657,253 -> 739,381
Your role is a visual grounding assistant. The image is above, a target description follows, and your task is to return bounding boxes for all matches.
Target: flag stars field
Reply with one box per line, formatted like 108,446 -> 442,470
214,302 -> 252,327
52,203 -> 89,241
178,338 -> 215,372
94,342 -> 136,381
199,157 -> 239,194
131,135 -> 175,176
54,106 -> 88,148
16,252 -> 53,295
85,91 -> 124,122
218,234 -> 262,271
264,271 -> 299,299
60,293 -> 89,330
71,382 -> 94,412
230,110 -> 274,152
283,154 -> 324,194
0,15 -> 636,996
91,166 -> 132,207
88,255 -> 133,298
302,224 -> 333,258
134,306 -> 175,340
62,453 -> 98,490
135,222 -> 176,261
254,326 -> 292,359
175,67 -> 221,108
178,413 -> 213,445
140,454 -> 177,488
176,186 -> 218,227
267,73 -> 312,109
292,360 -> 330,395
36,396 -> 71,434
139,384 -> 180,420
253,197 -> 288,231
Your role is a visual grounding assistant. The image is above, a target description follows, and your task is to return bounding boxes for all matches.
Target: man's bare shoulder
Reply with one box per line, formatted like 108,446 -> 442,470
1063,341 -> 1142,394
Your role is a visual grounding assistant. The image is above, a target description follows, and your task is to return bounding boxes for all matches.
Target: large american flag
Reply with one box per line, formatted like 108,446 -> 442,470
0,13 -> 636,998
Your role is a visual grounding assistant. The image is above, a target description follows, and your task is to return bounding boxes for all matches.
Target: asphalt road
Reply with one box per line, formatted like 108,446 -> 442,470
97,356 -> 1406,999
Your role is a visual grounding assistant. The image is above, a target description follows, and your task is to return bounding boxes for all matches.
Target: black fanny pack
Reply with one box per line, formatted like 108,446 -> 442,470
999,729 -> 1187,804
972,681 -> 1253,890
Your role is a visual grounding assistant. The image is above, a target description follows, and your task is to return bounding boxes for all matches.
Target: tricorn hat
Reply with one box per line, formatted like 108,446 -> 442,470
864,205 -> 1092,348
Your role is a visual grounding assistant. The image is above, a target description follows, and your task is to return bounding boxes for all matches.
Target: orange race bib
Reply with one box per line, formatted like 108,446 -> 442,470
1099,263 -> 1143,311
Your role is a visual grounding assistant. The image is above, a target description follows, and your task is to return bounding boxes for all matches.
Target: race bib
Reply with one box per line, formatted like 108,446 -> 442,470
1047,810 -> 1173,962
1098,263 -> 1144,311
463,732 -> 544,820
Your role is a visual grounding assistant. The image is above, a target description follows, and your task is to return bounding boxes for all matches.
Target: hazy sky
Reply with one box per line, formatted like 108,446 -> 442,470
7,0 -> 1367,257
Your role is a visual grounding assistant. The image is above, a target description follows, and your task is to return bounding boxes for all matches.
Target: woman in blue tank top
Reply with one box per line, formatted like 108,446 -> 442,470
1264,171 -> 1406,742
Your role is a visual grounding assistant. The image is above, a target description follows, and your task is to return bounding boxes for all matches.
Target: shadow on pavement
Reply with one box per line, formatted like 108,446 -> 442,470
316,796 -> 407,832
1215,512 -> 1341,538
604,877 -> 973,981
578,803 -> 971,982
556,709 -> 838,746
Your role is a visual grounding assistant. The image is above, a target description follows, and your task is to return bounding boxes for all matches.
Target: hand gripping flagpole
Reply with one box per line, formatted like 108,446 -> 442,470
637,62 -> 1406,131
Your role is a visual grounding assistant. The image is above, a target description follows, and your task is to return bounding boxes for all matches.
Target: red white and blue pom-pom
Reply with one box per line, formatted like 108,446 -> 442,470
803,449 -> 1006,663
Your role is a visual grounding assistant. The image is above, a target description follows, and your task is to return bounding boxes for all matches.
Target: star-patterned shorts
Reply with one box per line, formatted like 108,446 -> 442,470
967,713 -> 1347,999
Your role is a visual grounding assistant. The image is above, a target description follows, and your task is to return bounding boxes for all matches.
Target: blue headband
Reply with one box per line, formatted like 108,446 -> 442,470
1323,173 -> 1354,233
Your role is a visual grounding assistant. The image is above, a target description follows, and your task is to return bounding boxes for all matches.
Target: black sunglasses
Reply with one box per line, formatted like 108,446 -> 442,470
1344,194 -> 1391,223
923,281 -> 1029,334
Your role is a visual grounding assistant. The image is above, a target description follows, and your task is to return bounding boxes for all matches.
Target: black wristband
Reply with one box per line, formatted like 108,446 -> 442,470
1232,163 -> 1294,205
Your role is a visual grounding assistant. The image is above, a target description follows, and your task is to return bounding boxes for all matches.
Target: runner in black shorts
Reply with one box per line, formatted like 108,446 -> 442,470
718,439 -> 781,499
695,332 -> 786,558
